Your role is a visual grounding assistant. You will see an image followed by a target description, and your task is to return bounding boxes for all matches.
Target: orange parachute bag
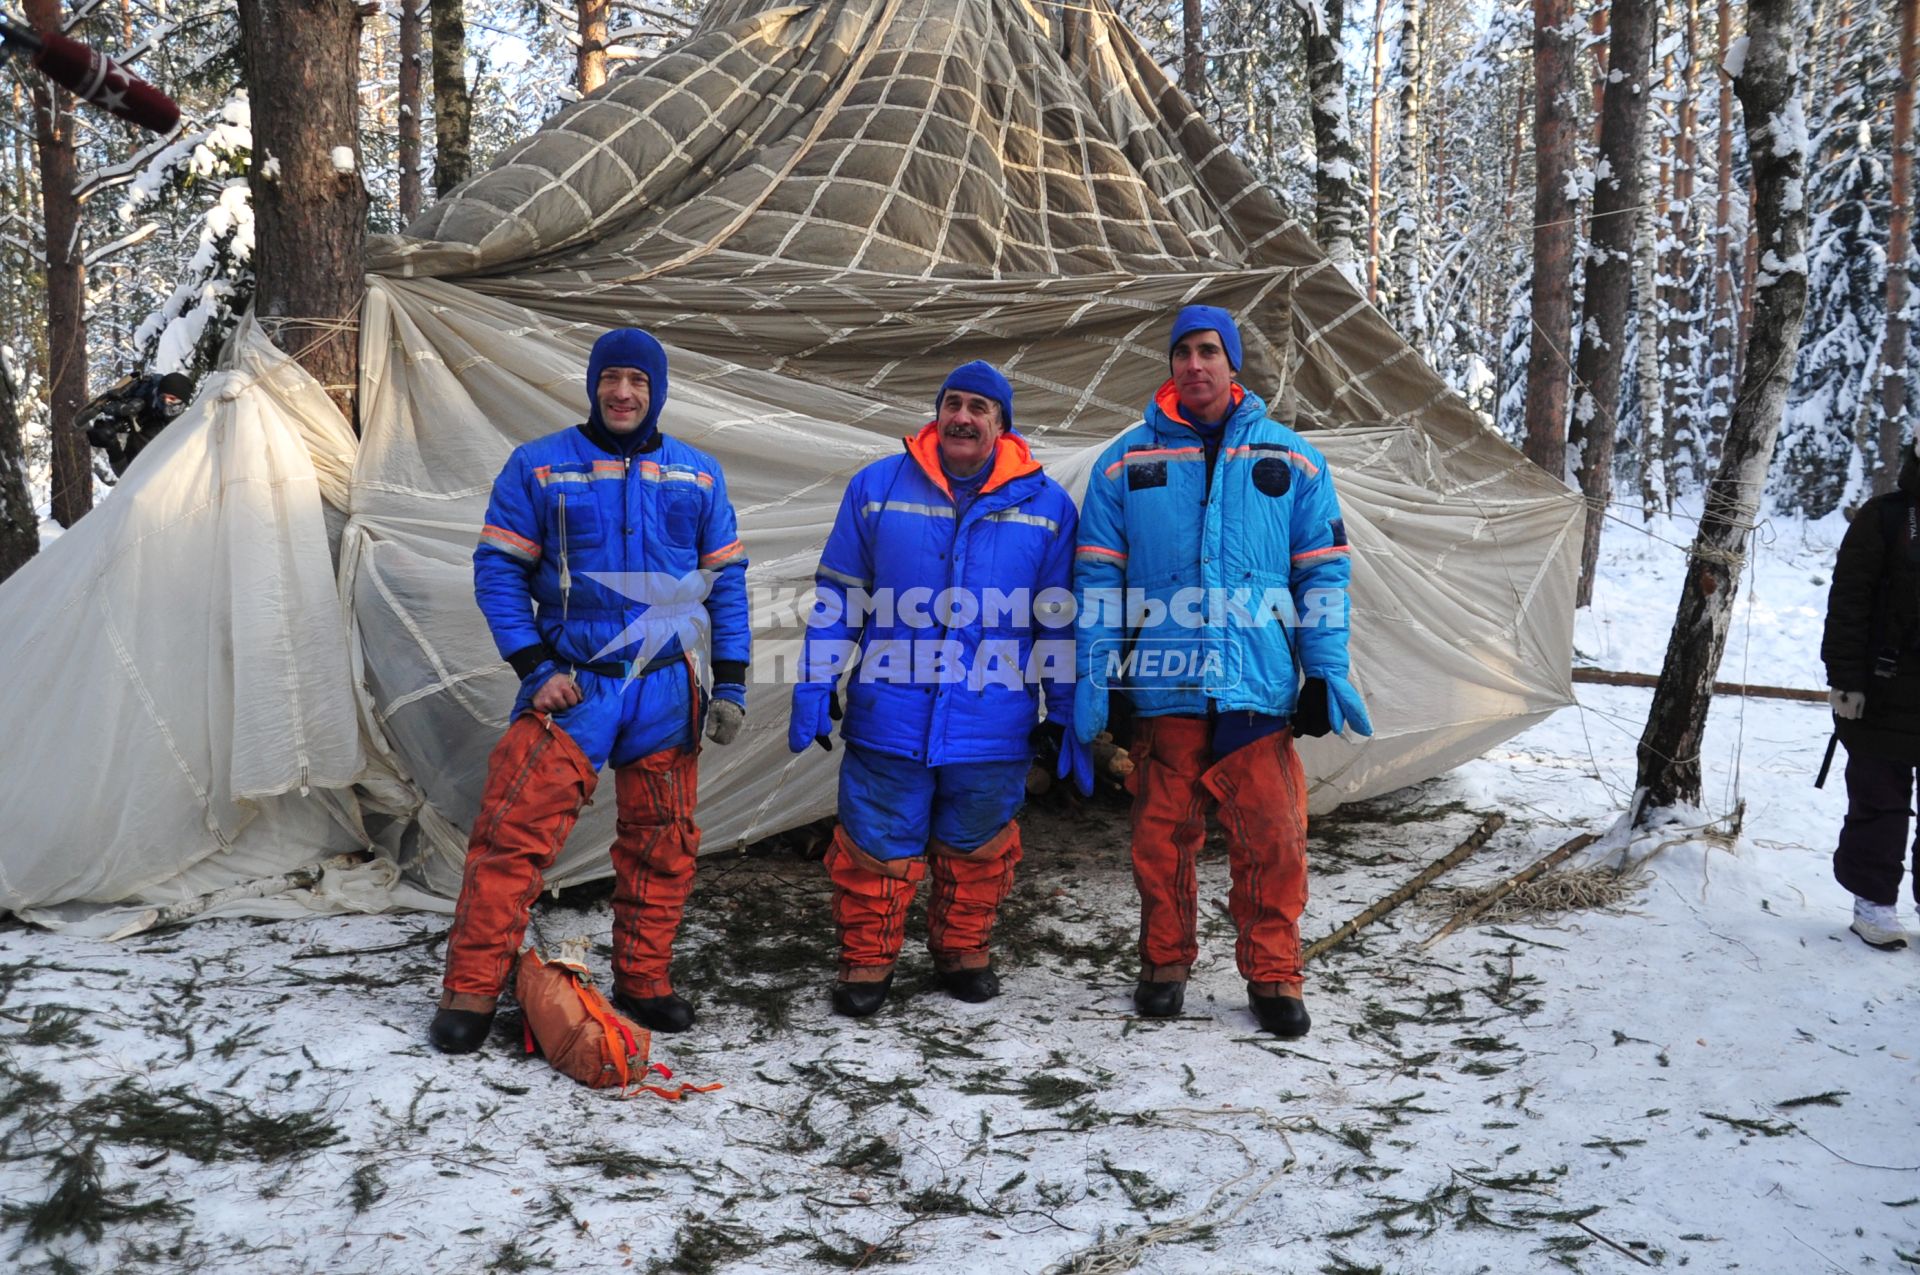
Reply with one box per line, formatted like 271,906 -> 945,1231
514,945 -> 721,1100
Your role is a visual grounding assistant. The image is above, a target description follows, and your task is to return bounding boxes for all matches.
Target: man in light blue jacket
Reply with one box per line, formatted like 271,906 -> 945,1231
1073,306 -> 1371,1038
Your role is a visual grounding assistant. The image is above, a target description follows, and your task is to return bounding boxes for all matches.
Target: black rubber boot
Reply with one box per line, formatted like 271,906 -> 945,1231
1133,979 -> 1186,1018
428,1007 -> 495,1055
831,973 -> 894,1018
938,966 -> 1000,1003
614,992 -> 696,1033
1248,985 -> 1311,1038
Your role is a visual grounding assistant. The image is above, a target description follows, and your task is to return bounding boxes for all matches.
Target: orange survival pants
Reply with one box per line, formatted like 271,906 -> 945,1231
1127,716 -> 1309,990
440,715 -> 700,1010
825,822 -> 1024,983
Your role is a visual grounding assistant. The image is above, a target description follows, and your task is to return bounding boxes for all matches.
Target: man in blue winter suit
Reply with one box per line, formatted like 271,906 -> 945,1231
429,327 -> 751,1054
789,361 -> 1089,1017
1073,305 -> 1371,1039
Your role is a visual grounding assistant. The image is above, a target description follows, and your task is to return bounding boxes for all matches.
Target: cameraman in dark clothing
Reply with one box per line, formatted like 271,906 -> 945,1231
1822,440 -> 1920,951
83,372 -> 193,476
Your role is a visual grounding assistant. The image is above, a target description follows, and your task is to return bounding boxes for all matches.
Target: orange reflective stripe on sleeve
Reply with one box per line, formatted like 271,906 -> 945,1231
481,524 -> 542,562
700,539 -> 746,569
1290,545 -> 1349,563
1076,544 -> 1127,562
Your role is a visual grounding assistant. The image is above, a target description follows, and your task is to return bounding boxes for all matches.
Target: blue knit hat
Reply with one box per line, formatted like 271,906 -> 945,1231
935,360 -> 1014,429
1168,304 -> 1243,371
587,327 -> 668,437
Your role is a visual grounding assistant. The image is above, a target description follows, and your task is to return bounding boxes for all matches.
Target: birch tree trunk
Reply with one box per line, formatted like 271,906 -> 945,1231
1872,0 -> 1917,492
0,354 -> 34,583
1660,0 -> 1702,464
1367,0 -> 1389,300
1570,0 -> 1658,605
237,0 -> 370,426
578,0 -> 610,95
1523,0 -> 1578,478
1303,0 -> 1368,286
1393,0 -> 1425,347
24,0 -> 90,528
398,0 -> 424,223
1634,0 -> 1812,813
430,0 -> 471,196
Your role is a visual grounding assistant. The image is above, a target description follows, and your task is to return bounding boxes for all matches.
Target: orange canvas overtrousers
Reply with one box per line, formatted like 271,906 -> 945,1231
825,822 -> 1022,981
441,715 -> 702,1009
1127,716 -> 1309,989
608,745 -> 701,999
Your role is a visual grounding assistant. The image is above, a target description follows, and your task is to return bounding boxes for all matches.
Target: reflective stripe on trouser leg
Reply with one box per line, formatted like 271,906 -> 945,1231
442,715 -> 599,1008
825,826 -> 926,982
1202,730 -> 1310,989
609,745 -> 701,1000
927,821 -> 1023,972
1127,716 -> 1211,979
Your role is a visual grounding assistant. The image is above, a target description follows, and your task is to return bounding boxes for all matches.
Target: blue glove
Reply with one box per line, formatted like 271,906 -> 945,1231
1072,678 -> 1107,745
1311,670 -> 1373,738
1058,730 -> 1094,797
788,683 -> 840,753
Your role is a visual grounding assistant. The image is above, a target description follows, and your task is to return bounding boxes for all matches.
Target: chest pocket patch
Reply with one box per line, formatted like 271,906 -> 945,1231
660,486 -> 701,548
1251,457 -> 1292,498
554,491 -> 606,549
1127,460 -> 1168,491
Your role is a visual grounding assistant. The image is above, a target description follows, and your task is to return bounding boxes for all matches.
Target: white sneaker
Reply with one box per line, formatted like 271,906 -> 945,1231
1851,898 -> 1909,951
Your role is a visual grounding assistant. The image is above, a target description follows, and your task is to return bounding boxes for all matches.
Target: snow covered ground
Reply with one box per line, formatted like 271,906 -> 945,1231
2,509 -> 1915,1275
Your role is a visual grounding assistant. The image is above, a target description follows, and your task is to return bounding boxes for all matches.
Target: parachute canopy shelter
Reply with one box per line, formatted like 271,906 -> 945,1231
0,0 -> 1579,931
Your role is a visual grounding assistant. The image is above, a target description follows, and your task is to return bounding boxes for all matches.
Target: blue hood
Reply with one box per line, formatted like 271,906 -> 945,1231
587,327 -> 669,442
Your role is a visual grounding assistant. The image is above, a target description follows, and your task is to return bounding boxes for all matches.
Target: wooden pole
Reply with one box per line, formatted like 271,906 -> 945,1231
1571,665 -> 1827,703
1303,812 -> 1504,964
1418,830 -> 1600,949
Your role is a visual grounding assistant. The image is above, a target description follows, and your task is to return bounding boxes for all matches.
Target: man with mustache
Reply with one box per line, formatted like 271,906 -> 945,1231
429,327 -> 751,1054
790,361 -> 1087,1017
1073,305 -> 1371,1038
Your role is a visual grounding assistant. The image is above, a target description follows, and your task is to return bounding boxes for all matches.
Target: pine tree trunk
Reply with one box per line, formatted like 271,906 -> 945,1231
1305,0 -> 1368,286
1393,0 -> 1425,346
237,0 -> 370,426
1181,0 -> 1204,101
398,0 -> 424,223
1523,0 -> 1578,478
1660,0 -> 1702,462
579,0 -> 610,95
1571,0 -> 1657,606
1367,0 -> 1389,300
1634,0 -> 1812,813
0,354 -> 34,583
25,0 -> 91,528
1637,102 -> 1669,515
1873,0 -> 1917,491
430,0 -> 471,196
1708,0 -> 1737,411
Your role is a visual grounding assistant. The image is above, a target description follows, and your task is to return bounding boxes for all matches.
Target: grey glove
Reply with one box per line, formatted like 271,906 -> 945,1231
706,697 -> 746,745
1829,689 -> 1866,721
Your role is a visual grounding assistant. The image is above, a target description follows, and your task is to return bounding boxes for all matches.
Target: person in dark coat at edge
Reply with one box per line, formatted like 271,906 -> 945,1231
83,371 -> 194,476
1072,305 -> 1372,1038
1822,438 -> 1920,951
428,328 -> 752,1054
789,360 -> 1091,1018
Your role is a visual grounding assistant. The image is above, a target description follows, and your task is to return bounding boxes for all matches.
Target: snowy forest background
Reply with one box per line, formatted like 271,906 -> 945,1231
0,0 -> 1909,545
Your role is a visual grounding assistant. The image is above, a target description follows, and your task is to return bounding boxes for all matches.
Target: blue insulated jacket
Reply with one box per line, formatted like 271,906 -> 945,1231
474,425 -> 750,688
1074,382 -> 1359,721
802,424 -> 1079,765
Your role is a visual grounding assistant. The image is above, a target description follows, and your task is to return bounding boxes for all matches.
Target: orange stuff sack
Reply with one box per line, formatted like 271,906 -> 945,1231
513,946 -> 723,1100
515,946 -> 648,1090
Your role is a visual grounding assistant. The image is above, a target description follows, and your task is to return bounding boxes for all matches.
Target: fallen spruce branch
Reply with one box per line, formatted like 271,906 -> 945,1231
1418,830 -> 1599,950
1303,812 -> 1504,964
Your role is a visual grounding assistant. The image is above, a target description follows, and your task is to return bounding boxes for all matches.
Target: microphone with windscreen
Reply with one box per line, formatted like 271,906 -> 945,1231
1,18 -> 180,134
